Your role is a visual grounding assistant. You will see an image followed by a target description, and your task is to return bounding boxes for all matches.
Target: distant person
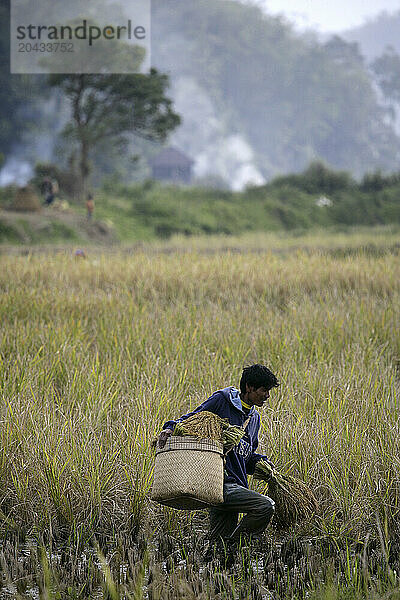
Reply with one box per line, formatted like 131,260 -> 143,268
51,178 -> 59,198
41,177 -> 55,206
86,193 -> 95,220
74,249 -> 86,259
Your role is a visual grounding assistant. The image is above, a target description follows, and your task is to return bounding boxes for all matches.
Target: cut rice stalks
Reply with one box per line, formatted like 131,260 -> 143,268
173,411 -> 246,452
254,459 -> 318,528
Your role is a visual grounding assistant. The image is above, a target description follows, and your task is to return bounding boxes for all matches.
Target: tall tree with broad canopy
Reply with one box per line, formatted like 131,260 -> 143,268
48,70 -> 181,196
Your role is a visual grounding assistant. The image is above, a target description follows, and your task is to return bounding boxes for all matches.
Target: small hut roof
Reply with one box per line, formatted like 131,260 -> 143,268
150,147 -> 194,167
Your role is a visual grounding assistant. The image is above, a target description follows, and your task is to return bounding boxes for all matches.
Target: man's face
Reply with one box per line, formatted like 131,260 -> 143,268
245,384 -> 271,407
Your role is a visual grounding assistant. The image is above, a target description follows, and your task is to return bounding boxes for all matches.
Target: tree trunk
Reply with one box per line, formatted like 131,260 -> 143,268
72,75 -> 91,202
79,137 -> 90,199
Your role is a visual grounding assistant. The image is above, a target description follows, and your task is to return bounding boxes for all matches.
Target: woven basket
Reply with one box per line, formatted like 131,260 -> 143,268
151,436 -> 224,510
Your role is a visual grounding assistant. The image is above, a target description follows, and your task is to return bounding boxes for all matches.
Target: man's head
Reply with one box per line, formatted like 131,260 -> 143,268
240,364 -> 279,408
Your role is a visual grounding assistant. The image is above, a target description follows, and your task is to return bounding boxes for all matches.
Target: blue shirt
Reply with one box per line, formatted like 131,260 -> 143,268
163,386 -> 271,488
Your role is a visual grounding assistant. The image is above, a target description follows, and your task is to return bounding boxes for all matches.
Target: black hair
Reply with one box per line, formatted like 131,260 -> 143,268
240,364 -> 279,394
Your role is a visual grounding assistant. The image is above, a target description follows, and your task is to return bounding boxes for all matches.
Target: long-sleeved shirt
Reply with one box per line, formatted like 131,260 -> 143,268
163,386 -> 271,488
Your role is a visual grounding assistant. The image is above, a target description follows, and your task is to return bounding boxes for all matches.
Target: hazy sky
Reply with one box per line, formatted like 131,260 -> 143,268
259,0 -> 400,32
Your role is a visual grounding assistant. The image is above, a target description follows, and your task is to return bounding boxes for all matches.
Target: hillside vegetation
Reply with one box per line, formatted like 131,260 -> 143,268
1,163 -> 400,245
152,0 -> 400,178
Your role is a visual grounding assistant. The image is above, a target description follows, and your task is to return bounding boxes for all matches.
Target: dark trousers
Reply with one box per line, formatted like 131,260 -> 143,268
209,482 -> 275,541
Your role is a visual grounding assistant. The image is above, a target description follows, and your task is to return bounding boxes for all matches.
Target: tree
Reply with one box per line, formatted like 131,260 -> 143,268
372,46 -> 400,121
48,70 -> 181,195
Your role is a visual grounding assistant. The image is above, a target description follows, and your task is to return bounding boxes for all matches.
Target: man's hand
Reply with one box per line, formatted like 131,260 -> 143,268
158,428 -> 173,449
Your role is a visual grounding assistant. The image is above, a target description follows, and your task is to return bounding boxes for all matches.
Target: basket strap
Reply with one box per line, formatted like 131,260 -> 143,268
243,416 -> 251,430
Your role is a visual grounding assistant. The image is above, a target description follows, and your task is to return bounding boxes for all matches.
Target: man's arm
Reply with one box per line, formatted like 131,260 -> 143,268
157,392 -> 225,448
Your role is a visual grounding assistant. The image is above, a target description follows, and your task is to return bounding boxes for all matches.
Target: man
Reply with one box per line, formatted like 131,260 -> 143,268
41,177 -> 54,206
86,193 -> 95,220
158,364 -> 279,548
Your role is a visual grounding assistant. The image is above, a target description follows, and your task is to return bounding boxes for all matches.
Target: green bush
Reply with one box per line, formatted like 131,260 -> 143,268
99,169 -> 400,240
270,161 -> 356,195
0,219 -> 20,242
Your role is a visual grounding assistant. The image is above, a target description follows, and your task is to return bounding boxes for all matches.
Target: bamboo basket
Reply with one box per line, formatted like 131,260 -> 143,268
151,436 -> 224,510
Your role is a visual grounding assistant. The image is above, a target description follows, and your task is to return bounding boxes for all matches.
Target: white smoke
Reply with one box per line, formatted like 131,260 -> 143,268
170,76 -> 266,191
0,157 -> 33,186
195,134 -> 266,191
0,95 -> 68,188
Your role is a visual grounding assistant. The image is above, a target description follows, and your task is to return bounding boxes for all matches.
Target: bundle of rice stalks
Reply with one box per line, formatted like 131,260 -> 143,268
254,459 -> 318,528
174,411 -> 226,440
12,186 -> 41,212
223,424 -> 247,453
173,411 -> 246,451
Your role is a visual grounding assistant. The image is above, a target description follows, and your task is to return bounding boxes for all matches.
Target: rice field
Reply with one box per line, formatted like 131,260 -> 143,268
0,233 -> 399,598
